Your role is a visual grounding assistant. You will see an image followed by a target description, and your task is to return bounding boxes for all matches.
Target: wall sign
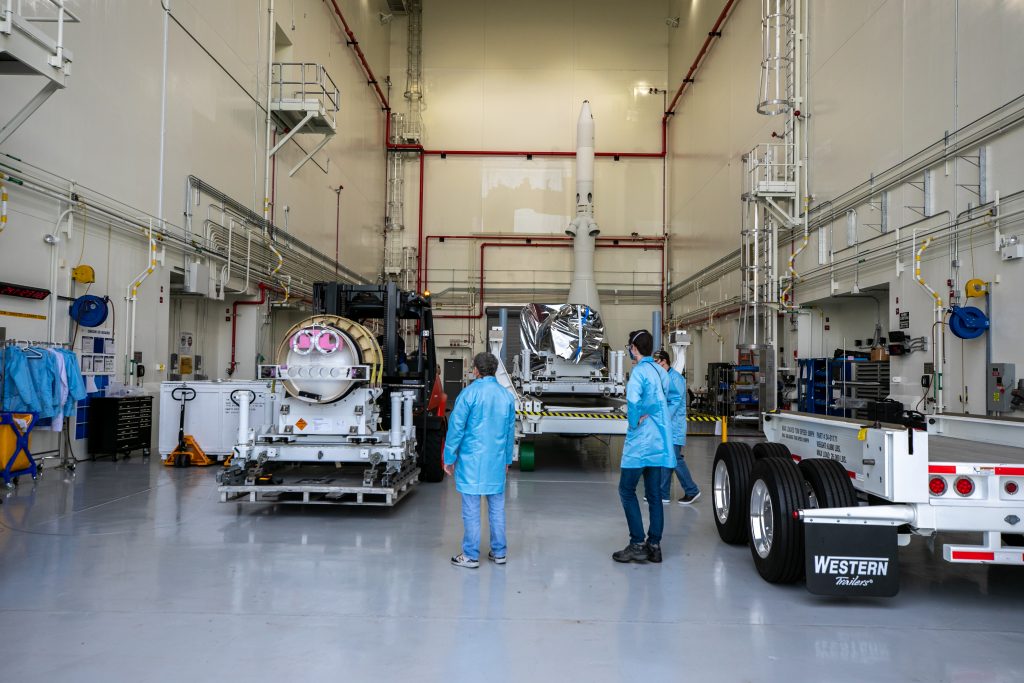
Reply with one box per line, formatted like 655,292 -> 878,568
0,282 -> 50,300
899,311 -> 910,330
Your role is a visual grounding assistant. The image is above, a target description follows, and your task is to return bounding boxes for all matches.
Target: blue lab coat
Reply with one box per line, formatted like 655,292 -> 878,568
622,356 -> 675,469
2,346 -> 41,414
663,367 -> 687,447
58,350 -> 87,416
26,347 -> 61,419
443,375 -> 516,495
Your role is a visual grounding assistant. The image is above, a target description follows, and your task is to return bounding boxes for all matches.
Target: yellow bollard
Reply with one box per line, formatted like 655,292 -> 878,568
721,417 -> 728,443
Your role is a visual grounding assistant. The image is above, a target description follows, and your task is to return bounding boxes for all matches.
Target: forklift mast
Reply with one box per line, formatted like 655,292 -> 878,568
313,281 -> 438,411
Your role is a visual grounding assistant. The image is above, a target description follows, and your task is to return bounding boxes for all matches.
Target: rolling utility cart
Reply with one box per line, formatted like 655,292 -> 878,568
87,395 -> 153,460
0,412 -> 40,487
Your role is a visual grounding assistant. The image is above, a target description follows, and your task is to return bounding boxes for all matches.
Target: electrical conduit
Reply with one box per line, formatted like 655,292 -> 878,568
125,221 -> 159,382
0,172 -> 8,233
914,235 -> 944,412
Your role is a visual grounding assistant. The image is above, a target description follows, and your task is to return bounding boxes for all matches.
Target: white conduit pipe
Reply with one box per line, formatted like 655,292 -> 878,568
914,234 -> 944,412
48,208 -> 74,342
125,220 -> 159,383
0,172 -> 7,232
262,0 -> 276,225
157,0 -> 170,228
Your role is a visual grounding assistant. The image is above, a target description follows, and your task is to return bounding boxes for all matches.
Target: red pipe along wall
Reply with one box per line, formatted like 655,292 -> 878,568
327,0 -> 739,314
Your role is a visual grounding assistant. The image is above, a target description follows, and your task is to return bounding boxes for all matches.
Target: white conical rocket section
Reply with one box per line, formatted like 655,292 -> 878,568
565,100 -> 601,311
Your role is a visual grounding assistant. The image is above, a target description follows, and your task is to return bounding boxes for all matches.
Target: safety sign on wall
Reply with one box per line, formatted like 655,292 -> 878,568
898,312 -> 909,330
179,331 -> 194,355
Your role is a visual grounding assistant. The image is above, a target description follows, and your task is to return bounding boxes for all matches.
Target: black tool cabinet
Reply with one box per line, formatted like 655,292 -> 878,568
87,396 -> 153,460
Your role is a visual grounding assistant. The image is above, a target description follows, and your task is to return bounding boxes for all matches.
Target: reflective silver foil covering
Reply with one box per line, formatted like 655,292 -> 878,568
520,303 -> 605,364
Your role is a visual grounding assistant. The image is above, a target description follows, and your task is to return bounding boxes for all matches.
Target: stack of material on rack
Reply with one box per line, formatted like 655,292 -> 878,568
2,345 -> 87,430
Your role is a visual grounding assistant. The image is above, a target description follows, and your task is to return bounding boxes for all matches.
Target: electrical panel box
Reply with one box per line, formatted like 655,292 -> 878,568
987,363 -> 1016,412
184,260 -> 211,296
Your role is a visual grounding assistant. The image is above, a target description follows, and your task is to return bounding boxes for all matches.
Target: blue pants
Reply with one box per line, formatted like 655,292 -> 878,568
461,492 -> 506,560
618,467 -> 664,545
661,445 -> 700,499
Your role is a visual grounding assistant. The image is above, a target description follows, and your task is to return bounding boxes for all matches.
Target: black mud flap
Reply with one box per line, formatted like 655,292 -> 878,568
804,522 -> 900,597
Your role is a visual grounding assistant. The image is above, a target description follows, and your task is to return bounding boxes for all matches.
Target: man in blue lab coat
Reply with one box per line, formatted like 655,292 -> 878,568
443,352 -> 517,568
614,330 -> 675,564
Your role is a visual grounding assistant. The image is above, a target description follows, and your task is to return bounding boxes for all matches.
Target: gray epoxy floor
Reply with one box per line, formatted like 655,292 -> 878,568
1,436 -> 1022,683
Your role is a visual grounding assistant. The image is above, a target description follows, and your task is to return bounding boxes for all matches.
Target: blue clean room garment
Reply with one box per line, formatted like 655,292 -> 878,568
25,347 -> 61,419
442,375 -> 517,495
621,356 -> 674,469
662,367 -> 687,447
2,346 -> 42,414
58,349 -> 87,416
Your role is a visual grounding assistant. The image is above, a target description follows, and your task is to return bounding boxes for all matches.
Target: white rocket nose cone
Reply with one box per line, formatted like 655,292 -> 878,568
578,101 -> 593,132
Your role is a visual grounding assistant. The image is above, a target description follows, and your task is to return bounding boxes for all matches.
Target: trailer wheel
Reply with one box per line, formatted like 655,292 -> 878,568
748,457 -> 808,583
798,458 -> 858,509
753,442 -> 791,460
418,424 -> 445,483
518,442 -> 535,472
712,442 -> 755,544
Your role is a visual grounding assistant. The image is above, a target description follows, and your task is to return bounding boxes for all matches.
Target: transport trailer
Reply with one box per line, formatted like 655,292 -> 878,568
711,410 -> 1024,596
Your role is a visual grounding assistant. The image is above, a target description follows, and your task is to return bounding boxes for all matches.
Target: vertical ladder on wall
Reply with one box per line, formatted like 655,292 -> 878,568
737,0 -> 806,415
0,0 -> 77,145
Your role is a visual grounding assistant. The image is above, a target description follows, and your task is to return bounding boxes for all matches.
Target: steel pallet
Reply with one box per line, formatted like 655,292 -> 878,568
218,464 -> 420,506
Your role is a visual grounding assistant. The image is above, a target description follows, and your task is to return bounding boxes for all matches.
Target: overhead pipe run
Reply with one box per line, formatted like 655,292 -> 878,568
433,240 -> 665,320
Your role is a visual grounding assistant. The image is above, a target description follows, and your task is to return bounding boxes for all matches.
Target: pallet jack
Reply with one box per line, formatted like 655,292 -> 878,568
166,386 -> 214,467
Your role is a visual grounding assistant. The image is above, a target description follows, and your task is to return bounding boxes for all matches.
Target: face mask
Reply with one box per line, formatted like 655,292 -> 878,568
628,348 -> 636,361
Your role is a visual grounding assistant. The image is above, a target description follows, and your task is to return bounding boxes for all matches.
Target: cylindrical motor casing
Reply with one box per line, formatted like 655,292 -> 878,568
403,391 -> 414,441
276,315 -> 381,404
237,390 -> 251,444
390,392 -> 403,446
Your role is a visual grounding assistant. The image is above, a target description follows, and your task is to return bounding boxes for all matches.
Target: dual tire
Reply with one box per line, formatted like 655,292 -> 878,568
712,440 -> 858,584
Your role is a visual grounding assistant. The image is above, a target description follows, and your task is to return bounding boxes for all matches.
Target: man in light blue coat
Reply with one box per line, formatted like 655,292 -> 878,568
613,330 -> 675,564
655,349 -> 701,505
443,352 -> 517,569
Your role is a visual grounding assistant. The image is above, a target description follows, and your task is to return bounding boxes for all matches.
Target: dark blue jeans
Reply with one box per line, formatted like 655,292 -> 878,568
618,466 -> 664,545
661,445 -> 700,499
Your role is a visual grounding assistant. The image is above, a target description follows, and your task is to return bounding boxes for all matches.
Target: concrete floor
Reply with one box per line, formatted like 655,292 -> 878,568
0,435 -> 1022,683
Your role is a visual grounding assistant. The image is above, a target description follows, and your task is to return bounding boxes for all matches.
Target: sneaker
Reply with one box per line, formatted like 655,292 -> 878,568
645,543 -> 663,563
643,497 -> 672,505
488,550 -> 507,565
451,553 -> 479,568
612,543 -> 649,563
678,491 -> 702,505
